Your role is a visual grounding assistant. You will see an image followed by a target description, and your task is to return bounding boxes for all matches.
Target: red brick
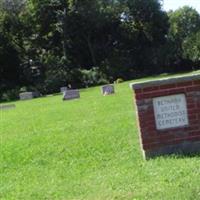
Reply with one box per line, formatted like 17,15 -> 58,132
193,80 -> 200,85
160,84 -> 177,90
186,86 -> 200,92
176,81 -> 193,87
134,89 -> 143,94
143,86 -> 160,92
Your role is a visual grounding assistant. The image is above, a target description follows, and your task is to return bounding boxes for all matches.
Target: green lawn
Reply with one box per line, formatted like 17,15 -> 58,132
1,73 -> 200,200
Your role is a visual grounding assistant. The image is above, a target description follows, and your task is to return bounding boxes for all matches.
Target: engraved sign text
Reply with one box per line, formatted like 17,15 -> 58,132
153,94 -> 189,130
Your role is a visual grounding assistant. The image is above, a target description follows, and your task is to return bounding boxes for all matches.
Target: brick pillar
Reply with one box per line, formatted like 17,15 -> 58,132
131,74 -> 200,159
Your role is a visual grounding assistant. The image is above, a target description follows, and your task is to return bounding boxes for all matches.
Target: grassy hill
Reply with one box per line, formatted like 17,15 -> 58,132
1,73 -> 200,200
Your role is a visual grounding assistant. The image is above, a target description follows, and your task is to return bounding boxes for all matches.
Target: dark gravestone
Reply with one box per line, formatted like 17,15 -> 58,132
0,104 -> 16,110
63,90 -> 80,101
101,85 -> 115,96
19,92 -> 40,100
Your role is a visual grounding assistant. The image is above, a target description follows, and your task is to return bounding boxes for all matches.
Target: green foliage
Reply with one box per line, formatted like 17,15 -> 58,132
168,6 -> 200,41
165,6 -> 200,71
42,55 -> 80,93
126,0 -> 169,44
1,88 -> 20,101
1,0 -> 200,101
113,0 -> 169,75
0,32 -> 21,93
19,86 -> 28,93
64,0 -> 121,68
81,67 -> 109,87
183,31 -> 200,64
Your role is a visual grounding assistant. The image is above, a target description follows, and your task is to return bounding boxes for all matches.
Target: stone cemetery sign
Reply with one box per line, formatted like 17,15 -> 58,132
0,104 -> 16,110
131,74 -> 200,159
63,90 -> 80,101
101,84 -> 114,95
19,92 -> 40,100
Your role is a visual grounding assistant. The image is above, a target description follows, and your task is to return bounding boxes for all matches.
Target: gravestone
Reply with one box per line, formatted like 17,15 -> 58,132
60,87 -> 68,93
63,90 -> 80,101
19,91 -> 40,100
131,74 -> 200,159
101,84 -> 114,96
0,104 -> 16,110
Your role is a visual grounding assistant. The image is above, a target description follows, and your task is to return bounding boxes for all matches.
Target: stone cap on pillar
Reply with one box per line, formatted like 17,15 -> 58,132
131,74 -> 200,90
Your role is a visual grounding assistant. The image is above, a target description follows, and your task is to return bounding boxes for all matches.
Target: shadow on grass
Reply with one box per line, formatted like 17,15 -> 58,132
151,152 -> 200,160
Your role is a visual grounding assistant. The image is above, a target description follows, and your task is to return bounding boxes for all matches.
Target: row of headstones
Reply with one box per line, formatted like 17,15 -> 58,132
62,84 -> 114,100
1,85 -> 115,110
0,92 -> 39,110
17,85 -> 115,101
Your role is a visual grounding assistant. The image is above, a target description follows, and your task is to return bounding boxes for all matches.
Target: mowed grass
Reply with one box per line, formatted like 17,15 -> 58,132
1,75 -> 200,200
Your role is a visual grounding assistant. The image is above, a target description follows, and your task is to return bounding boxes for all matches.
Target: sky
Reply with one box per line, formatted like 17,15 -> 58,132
162,0 -> 200,13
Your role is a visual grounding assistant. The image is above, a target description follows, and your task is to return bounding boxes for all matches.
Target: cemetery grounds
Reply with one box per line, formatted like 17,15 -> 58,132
0,72 -> 200,200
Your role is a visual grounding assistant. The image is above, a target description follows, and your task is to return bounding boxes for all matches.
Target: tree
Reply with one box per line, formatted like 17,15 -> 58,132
64,0 -> 121,70
168,6 -> 200,42
0,0 -> 25,98
2,0 -> 200,101
167,6 -> 200,70
183,31 -> 200,67
114,0 -> 169,75
0,32 -> 20,98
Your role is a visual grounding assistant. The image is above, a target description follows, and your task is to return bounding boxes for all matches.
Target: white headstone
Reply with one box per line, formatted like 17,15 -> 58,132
153,94 -> 189,130
101,85 -> 114,96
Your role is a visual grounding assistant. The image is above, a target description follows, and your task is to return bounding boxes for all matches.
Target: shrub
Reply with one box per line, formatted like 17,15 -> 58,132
1,88 -> 20,101
81,67 -> 109,87
19,86 -> 28,93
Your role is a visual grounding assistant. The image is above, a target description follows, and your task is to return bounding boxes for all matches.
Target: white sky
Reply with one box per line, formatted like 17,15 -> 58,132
162,0 -> 200,13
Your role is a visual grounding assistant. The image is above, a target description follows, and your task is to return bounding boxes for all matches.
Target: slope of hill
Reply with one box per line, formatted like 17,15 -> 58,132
1,73 -> 200,200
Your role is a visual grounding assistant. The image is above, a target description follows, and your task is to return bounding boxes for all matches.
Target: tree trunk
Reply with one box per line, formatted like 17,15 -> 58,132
86,35 -> 96,66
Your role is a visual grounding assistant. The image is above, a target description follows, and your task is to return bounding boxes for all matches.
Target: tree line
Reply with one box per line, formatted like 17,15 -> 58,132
1,0 -> 200,101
